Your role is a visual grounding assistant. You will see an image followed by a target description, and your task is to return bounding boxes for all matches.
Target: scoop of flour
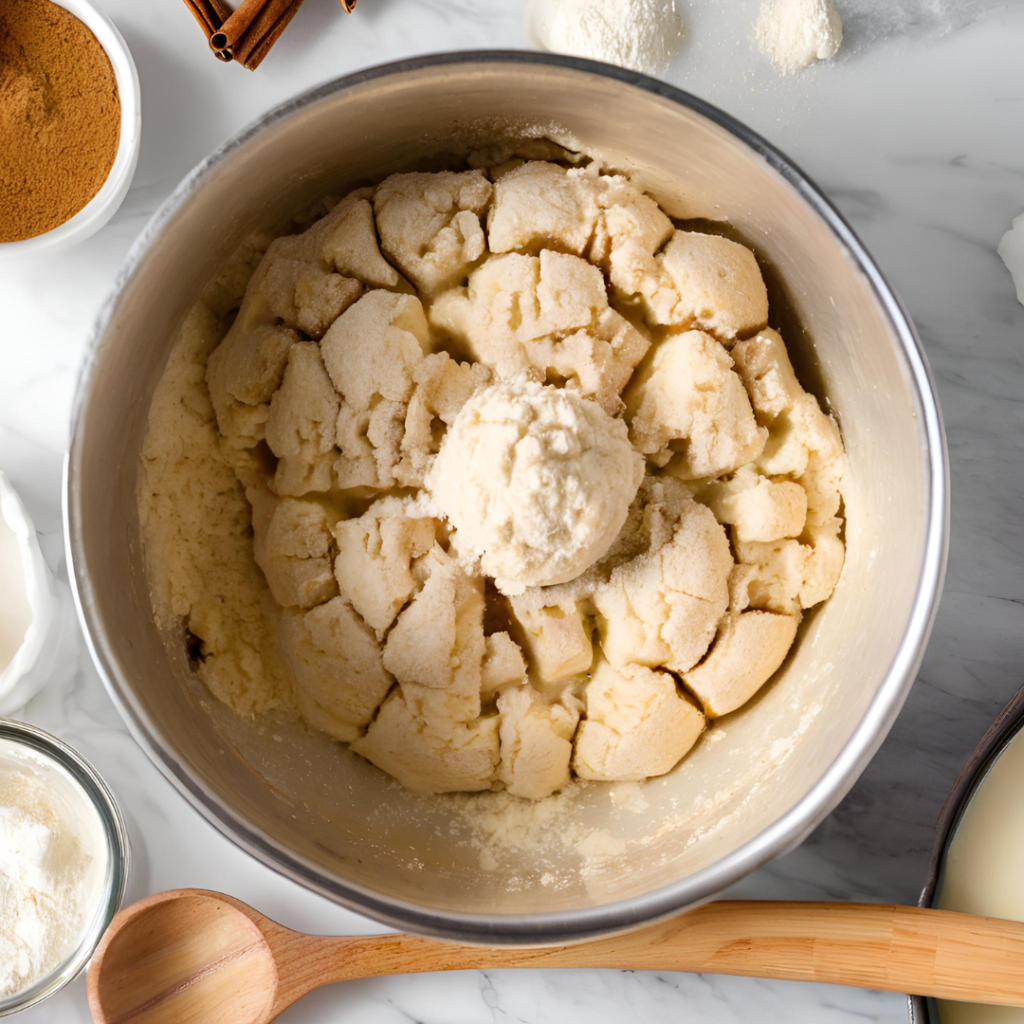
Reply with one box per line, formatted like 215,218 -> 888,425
530,0 -> 685,75
428,379 -> 644,595
754,0 -> 844,74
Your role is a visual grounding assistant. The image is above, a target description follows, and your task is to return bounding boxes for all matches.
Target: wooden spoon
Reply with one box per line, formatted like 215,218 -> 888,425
87,889 -> 1024,1024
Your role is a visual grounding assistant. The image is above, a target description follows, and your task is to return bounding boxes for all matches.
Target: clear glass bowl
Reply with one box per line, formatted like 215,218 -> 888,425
0,719 -> 129,1017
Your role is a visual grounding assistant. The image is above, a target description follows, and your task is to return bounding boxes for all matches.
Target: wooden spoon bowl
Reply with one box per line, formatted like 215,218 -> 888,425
88,891 -> 280,1024
88,889 -> 1024,1024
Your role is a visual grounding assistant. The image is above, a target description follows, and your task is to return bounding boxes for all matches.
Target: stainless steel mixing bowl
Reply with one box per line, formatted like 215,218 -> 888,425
65,52 -> 948,944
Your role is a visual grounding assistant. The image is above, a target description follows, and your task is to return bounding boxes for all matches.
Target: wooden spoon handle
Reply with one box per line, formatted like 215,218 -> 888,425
277,902 -> 1024,1011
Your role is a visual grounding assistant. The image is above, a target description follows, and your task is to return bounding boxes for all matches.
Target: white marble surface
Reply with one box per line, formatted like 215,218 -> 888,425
2,0 -> 1023,1020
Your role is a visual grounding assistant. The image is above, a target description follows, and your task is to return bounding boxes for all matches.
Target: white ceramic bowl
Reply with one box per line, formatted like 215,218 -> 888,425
0,0 -> 140,261
0,472 -> 78,714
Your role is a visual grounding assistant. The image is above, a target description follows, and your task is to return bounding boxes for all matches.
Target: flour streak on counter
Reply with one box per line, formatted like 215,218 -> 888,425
1,0 -> 1022,1020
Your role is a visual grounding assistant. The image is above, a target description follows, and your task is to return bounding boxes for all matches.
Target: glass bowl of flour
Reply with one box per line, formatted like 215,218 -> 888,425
0,720 -> 129,1016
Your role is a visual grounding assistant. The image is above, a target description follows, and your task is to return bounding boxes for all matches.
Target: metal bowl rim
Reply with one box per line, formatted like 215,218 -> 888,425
64,49 -> 949,943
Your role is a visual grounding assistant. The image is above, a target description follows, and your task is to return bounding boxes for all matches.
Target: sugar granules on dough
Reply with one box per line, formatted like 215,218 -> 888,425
754,0 -> 843,74
544,0 -> 684,74
0,769 -> 95,996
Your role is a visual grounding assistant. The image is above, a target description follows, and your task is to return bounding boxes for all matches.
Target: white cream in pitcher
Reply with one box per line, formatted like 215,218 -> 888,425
938,728 -> 1024,1024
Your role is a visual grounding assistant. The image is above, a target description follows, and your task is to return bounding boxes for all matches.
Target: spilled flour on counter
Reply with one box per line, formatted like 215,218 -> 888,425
839,0 -> 989,44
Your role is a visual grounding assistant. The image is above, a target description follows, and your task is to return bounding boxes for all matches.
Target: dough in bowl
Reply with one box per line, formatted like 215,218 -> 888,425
139,146 -> 846,799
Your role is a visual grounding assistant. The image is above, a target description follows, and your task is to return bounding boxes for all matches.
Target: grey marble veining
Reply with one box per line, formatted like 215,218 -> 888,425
1,1 -> 1023,1020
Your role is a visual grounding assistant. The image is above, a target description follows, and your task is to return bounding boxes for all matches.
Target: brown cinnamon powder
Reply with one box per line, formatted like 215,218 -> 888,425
0,0 -> 121,243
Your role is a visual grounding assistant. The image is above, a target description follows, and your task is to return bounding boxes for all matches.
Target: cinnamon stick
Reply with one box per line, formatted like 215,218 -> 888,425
211,0 -> 307,70
181,0 -> 234,60
210,0 -> 272,48
182,0 -> 354,70
181,0 -> 229,35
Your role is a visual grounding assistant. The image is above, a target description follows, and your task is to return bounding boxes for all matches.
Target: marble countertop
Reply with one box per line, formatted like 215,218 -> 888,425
2,1 -> 1023,1020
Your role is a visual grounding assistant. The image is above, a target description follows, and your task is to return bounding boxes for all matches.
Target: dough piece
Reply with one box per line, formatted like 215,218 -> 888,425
257,240 -> 363,339
321,290 -> 430,409
202,232 -> 276,319
207,322 -> 297,451
734,520 -> 844,613
527,308 -> 650,416
432,251 -> 605,368
481,632 -> 528,697
758,395 -> 844,524
497,686 -> 579,800
428,380 -> 644,594
317,196 -> 402,289
293,689 -> 357,745
279,596 -> 394,742
592,175 -> 674,293
683,610 -> 800,717
353,689 -> 500,794
382,547 -> 486,726
333,498 -> 438,636
731,328 -> 805,421
431,251 -> 649,412
509,595 -> 594,684
140,303 -> 295,718
374,171 -> 492,296
636,230 -> 769,340
607,474 -> 701,569
594,498 -> 732,674
732,328 -> 845,599
338,399 -> 408,491
265,342 -> 340,496
625,330 -> 766,477
732,329 -> 845,510
696,466 -> 807,543
321,290 -> 431,488
467,138 -> 585,173
247,485 -> 337,609
484,165 -> 674,359
487,161 -> 599,256
205,218 -> 364,451
573,661 -> 705,782
395,352 -> 491,487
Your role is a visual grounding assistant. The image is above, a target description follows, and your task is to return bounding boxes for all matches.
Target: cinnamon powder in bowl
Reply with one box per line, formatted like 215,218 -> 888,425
0,0 -> 137,251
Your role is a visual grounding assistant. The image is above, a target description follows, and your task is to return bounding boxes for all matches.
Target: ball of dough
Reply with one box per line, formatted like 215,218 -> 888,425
428,379 -> 644,594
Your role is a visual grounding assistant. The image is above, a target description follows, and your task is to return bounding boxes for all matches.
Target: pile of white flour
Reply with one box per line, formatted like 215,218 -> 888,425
543,0 -> 685,74
534,0 -> 993,78
0,767 -> 95,997
754,0 -> 844,74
